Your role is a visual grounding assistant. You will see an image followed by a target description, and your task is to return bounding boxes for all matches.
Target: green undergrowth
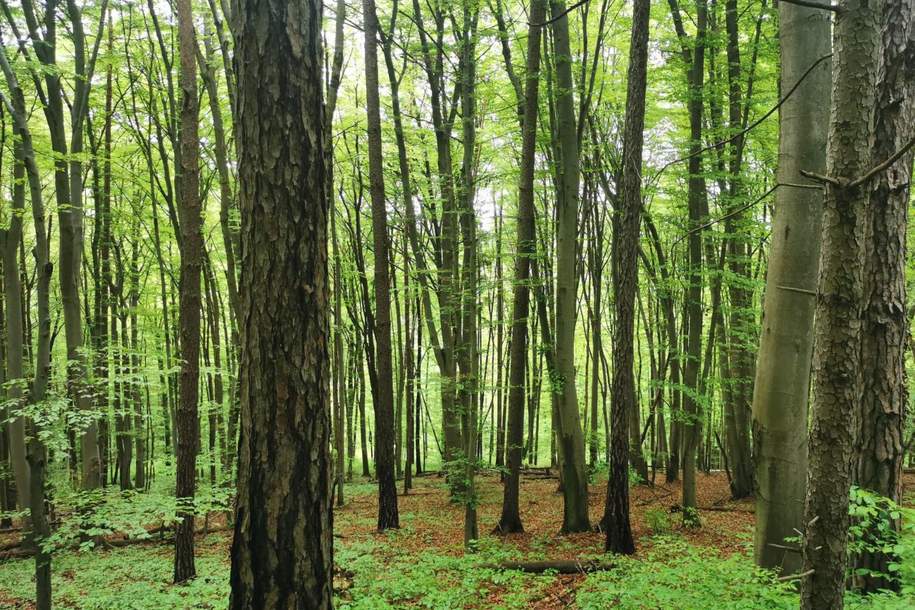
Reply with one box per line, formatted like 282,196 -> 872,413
2,482 -> 915,608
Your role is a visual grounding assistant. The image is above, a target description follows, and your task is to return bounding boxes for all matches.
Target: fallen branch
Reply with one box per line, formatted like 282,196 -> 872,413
777,568 -> 814,582
0,524 -> 232,560
484,559 -> 614,574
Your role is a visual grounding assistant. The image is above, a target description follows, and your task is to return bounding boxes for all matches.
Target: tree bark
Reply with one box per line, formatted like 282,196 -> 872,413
854,0 -> 915,593
752,1 -> 830,574
228,0 -> 333,606
174,0 -> 203,583
550,0 -> 591,534
496,0 -> 546,535
801,1 -> 881,607
362,0 -> 400,531
603,0 -> 649,555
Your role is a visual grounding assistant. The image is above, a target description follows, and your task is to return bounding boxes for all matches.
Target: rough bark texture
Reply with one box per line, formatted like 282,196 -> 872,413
752,1 -> 830,574
854,0 -> 914,593
550,0 -> 590,534
363,0 -> 400,531
801,1 -> 880,607
604,0 -> 649,556
173,0 -> 203,583
496,0 -> 545,535
228,0 -> 334,606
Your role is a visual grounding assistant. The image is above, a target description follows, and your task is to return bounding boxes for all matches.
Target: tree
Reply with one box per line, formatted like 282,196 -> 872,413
362,0 -> 400,532
228,0 -> 333,605
173,0 -> 204,583
801,1 -> 881,607
0,41 -> 55,609
495,0 -> 546,535
550,0 -> 591,534
603,0 -> 650,556
752,1 -> 830,573
667,0 -> 708,524
854,0 -> 915,592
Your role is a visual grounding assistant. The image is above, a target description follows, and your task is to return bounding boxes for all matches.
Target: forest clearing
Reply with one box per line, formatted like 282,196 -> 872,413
1,0 -> 915,608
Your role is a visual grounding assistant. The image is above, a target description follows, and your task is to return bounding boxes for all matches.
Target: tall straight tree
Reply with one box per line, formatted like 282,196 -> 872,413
801,0 -> 880,607
456,0 -> 480,547
495,0 -> 546,535
603,0 -> 650,556
549,0 -> 591,534
855,0 -> 915,592
667,0 -> 708,523
0,43 -> 54,608
173,0 -> 204,583
229,0 -> 333,605
0,137 -> 28,511
362,0 -> 400,531
3,0 -> 110,489
752,1 -> 830,574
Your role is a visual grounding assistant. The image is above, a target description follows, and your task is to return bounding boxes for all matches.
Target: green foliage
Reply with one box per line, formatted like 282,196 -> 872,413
335,536 -> 552,609
644,507 -> 672,536
0,536 -> 229,609
576,538 -> 798,610
847,486 -> 915,591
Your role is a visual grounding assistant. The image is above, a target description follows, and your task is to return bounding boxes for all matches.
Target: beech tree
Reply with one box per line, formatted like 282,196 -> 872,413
752,0 -> 830,574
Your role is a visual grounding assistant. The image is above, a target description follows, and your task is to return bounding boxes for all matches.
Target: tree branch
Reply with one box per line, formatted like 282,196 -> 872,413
778,0 -> 842,12
530,0 -> 590,27
850,134 -> 915,188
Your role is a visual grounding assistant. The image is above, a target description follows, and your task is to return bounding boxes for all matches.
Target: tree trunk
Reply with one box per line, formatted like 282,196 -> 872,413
174,0 -> 203,583
0,142 -> 29,511
604,0 -> 649,555
801,2 -> 881,607
550,0 -> 590,534
496,0 -> 545,535
854,0 -> 915,593
752,1 -> 830,574
362,0 -> 400,531
228,0 -> 333,605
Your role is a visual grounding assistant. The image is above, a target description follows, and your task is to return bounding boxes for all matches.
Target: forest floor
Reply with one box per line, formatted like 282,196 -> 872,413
0,470 -> 913,609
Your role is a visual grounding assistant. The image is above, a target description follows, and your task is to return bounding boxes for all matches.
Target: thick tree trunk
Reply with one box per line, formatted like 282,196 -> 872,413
173,0 -> 203,583
228,0 -> 333,606
801,2 -> 881,607
603,0 -> 649,556
752,1 -> 830,574
854,0 -> 914,593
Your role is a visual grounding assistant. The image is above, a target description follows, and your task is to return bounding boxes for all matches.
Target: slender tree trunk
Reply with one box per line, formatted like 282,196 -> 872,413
362,0 -> 400,531
603,0 -> 649,555
0,46 -> 55,608
174,0 -> 203,583
494,0 -> 544,527
0,142 -> 29,511
549,0 -> 590,534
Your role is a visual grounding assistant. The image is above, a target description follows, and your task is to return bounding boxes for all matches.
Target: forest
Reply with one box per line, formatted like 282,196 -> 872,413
0,0 -> 913,608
